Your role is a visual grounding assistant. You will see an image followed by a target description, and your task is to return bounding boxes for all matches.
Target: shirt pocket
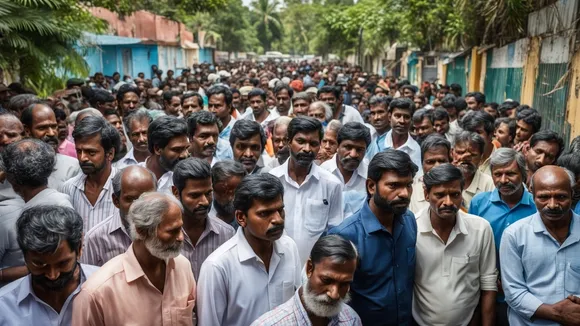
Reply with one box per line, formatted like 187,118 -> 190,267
171,299 -> 195,326
304,198 -> 329,233
452,255 -> 480,276
566,264 -> 580,296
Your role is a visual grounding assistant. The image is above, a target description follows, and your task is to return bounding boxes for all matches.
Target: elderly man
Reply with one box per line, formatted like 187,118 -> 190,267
82,165 -> 157,266
266,116 -> 292,171
72,192 -> 197,325
460,111 -> 496,176
252,235 -> 362,326
114,109 -> 151,169
500,166 -> 580,325
210,160 -> 247,229
0,206 -> 98,325
414,163 -> 497,326
317,119 -> 342,164
291,92 -> 311,117
197,174 -> 301,326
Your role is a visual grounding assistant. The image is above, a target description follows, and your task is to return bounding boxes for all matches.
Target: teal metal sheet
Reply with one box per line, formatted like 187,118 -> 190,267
533,63 -> 570,144
484,50 -> 523,103
446,56 -> 467,95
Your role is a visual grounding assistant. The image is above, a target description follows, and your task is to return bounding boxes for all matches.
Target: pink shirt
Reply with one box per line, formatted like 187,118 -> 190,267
72,244 -> 196,326
58,139 -> 77,158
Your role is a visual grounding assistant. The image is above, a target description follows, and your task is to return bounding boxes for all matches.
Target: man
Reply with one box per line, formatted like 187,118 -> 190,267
450,83 -> 462,97
252,235 -> 362,326
500,166 -> 580,326
498,101 -> 518,118
82,165 -> 157,266
72,192 -> 196,325
207,85 -> 236,141
409,134 -> 451,214
558,152 -> 580,214
274,83 -> 293,117
270,117 -> 343,264
440,95 -> 461,136
400,85 -> 416,100
247,88 -> 279,128
230,119 -> 268,174
0,140 -> 74,285
59,116 -> 121,232
197,173 -> 301,325
187,110 -> 230,166
231,88 -> 241,112
20,103 -> 81,189
321,122 -> 369,193
291,92 -> 311,117
210,160 -> 246,229
432,108 -> 455,144
383,98 -> 422,174
142,115 -> 190,194
181,92 -> 203,119
267,116 -> 292,171
461,110 -> 496,176
317,86 -> 363,124
514,108 -> 542,151
172,158 -> 235,279
328,149 -> 418,325
88,89 -> 115,114
162,91 -> 182,117
413,163 -> 497,326
412,108 -> 434,145
494,118 -> 516,148
368,95 -> 391,153
115,109 -> 151,169
469,148 -> 537,326
317,120 -> 342,164
103,109 -> 128,162
465,91 -> 486,111
484,102 -> 499,119
116,84 -> 141,117
55,108 -> 76,158
452,131 -> 495,210
0,206 -> 98,325
523,130 -> 563,187
0,111 -> 23,152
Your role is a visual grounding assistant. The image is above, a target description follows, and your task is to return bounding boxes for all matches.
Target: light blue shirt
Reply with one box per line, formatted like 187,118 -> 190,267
215,138 -> 233,161
574,201 -> 580,215
365,132 -> 388,161
500,212 -> 580,326
0,264 -> 98,326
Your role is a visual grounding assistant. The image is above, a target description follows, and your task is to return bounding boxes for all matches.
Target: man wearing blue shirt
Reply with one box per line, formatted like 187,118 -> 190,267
469,148 -> 537,326
328,149 -> 418,325
500,165 -> 580,325
556,152 -> 580,215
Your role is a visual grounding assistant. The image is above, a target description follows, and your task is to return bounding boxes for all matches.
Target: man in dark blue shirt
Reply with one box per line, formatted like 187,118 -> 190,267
328,149 -> 418,325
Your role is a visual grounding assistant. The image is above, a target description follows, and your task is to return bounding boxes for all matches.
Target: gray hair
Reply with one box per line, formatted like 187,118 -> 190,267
112,166 -> 157,197
123,108 -> 152,134
211,160 -> 247,185
128,192 -> 184,241
76,107 -> 103,119
2,139 -> 55,187
326,119 -> 342,133
273,116 -> 292,131
310,101 -> 333,121
530,167 -> 575,194
17,205 -> 83,254
454,131 -> 485,155
310,234 -> 358,266
292,92 -> 312,103
490,148 -> 527,182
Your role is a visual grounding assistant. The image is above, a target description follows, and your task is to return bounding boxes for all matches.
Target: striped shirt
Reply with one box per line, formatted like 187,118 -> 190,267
82,211 -> 132,266
181,216 -> 235,280
251,288 -> 362,326
58,167 -> 119,233
138,161 -> 173,194
113,148 -> 140,170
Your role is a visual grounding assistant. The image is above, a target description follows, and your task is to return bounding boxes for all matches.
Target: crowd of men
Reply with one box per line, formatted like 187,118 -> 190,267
0,60 -> 578,326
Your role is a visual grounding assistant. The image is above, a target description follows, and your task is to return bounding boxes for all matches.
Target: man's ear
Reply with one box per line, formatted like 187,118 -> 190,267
236,210 -> 247,228
305,259 -> 314,279
112,193 -> 120,209
366,179 -> 376,197
172,185 -> 179,200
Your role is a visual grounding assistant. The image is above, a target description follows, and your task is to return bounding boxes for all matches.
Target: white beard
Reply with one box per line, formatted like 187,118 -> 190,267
301,281 -> 350,318
144,235 -> 182,261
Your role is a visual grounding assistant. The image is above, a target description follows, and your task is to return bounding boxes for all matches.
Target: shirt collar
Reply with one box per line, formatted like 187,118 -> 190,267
235,227 -> 284,263
273,158 -> 320,184
183,216 -> 221,246
359,200 -> 406,235
72,167 -> 118,191
123,148 -> 137,164
108,211 -> 130,237
417,208 -> 469,235
385,130 -> 418,151
490,187 -> 534,206
465,170 -> 483,194
17,263 -> 90,305
123,244 -> 176,283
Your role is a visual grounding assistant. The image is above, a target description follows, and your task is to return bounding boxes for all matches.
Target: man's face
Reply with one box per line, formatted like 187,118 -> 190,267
308,107 -> 326,123
95,74 -> 104,84
413,97 -> 424,109
413,117 -> 434,143
506,108 -> 516,118
318,129 -> 338,162
525,141 -> 559,173
138,73 -> 145,79
233,134 -> 263,173
190,123 -> 218,159
515,119 -> 533,143
113,173 -> 156,229
182,96 -> 202,119
319,93 -> 338,112
272,124 -> 289,164
129,118 -> 150,154
121,92 -> 140,116
374,87 -> 386,97
303,256 -> 356,318
76,134 -> 111,176
433,118 -> 449,135
213,175 -> 243,218
368,170 -> 413,216
276,89 -> 291,115
472,124 -> 492,145
144,203 -> 184,260
243,79 -> 253,87
533,173 -> 572,222
494,122 -> 512,148
293,99 -> 310,116
260,78 -> 269,89
402,88 -> 414,99
26,241 -> 79,292
156,136 -> 190,172
165,96 -> 182,117
187,82 -> 200,91
290,131 -> 321,168
452,141 -> 481,178
465,96 -> 480,111
389,108 -> 412,136
237,195 -> 285,241
28,106 -> 59,152
337,139 -> 366,172
483,106 -> 498,119
425,180 -> 463,220
208,94 -> 230,120
177,177 -> 212,221
422,146 -> 450,174
249,95 -> 266,117
97,101 -> 115,114
492,160 -> 523,197
370,104 -> 389,134
105,114 -> 123,135
0,116 -> 23,151
232,92 -> 241,109
437,90 -> 447,100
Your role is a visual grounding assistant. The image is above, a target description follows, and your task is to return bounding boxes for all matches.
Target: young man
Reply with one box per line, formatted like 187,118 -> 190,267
465,91 -> 486,111
513,108 -> 542,151
230,119 -> 268,174
246,88 -> 279,129
383,98 -> 422,174
414,163 -> 497,326
197,174 -> 301,326
116,84 -> 141,117
523,130 -> 563,187
181,92 -> 203,119
317,86 -> 363,124
162,91 -> 182,117
493,118 -> 516,148
366,95 -> 391,157
207,85 -> 236,141
412,108 -> 435,145
432,108 -> 455,144
187,110 -> 221,166
269,117 -> 344,265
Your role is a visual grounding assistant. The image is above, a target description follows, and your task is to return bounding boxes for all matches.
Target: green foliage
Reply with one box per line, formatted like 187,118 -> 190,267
251,0 -> 283,52
83,0 -> 228,18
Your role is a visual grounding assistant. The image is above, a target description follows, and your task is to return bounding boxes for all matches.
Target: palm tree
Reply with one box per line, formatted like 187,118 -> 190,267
251,0 -> 283,52
187,12 -> 223,48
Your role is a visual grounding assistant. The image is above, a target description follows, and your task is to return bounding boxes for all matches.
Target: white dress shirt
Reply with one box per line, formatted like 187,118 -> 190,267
113,148 -> 141,169
320,154 -> 368,193
138,161 -> 173,194
269,159 -> 344,265
197,228 -> 302,326
383,130 -> 423,175
413,209 -> 498,326
339,105 -> 364,124
48,153 -> 81,190
244,108 -> 280,130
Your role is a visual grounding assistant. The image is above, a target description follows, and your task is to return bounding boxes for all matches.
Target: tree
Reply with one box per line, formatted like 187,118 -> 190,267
251,0 -> 283,52
83,0 -> 228,19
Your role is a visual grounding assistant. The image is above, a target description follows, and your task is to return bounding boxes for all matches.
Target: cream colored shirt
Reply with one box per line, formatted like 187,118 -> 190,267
413,209 -> 498,326
410,175 -> 428,215
478,146 -> 496,177
72,244 -> 196,326
462,170 -> 495,210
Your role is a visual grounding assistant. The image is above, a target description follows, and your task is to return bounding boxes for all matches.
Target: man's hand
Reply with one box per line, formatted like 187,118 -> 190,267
549,297 -> 580,326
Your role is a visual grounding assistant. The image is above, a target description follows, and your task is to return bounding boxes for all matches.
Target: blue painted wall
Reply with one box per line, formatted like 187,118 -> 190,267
199,48 -> 214,64
85,44 -> 159,78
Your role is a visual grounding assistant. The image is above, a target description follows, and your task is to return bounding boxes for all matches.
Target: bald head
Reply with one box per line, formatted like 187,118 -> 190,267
112,166 -> 158,226
0,113 -> 23,151
531,165 -> 575,222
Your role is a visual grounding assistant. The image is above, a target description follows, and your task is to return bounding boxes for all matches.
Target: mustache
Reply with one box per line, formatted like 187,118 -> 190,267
81,163 -> 95,168
438,206 -> 458,214
266,224 -> 284,235
295,152 -> 315,161
390,199 -> 410,206
42,135 -> 59,144
341,158 -> 360,165
541,208 -> 565,216
194,205 -> 209,213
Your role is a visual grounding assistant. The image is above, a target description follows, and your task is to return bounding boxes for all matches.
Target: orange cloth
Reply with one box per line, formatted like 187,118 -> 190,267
492,139 -> 501,149
265,137 -> 274,157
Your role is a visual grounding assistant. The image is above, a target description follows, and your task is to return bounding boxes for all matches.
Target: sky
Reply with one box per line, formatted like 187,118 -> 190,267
242,0 -> 252,7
